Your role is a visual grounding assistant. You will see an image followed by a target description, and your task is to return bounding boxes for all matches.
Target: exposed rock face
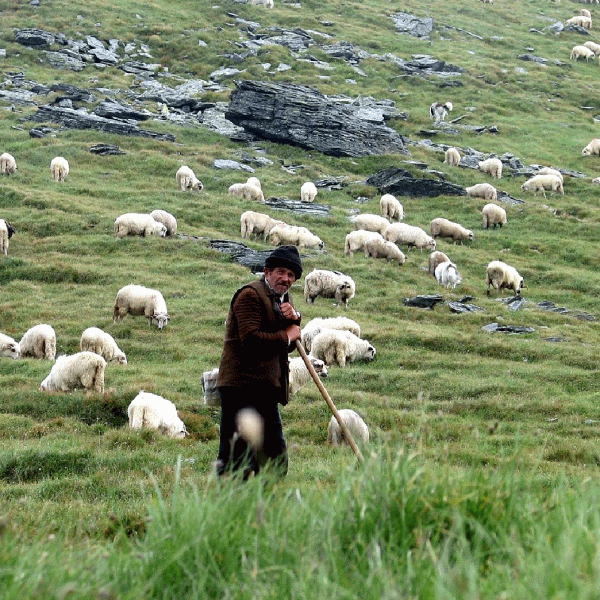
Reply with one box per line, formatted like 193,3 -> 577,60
225,80 -> 410,157
391,13 -> 434,38
366,166 -> 466,197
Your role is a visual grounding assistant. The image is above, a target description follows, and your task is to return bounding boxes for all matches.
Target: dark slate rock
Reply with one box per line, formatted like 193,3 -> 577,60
314,176 -> 347,190
94,99 -> 151,121
264,197 -> 330,217
518,54 -> 548,64
45,51 -> 86,72
15,28 -> 55,47
50,83 -> 95,103
448,301 -> 485,313
89,143 -> 126,155
29,126 -> 53,138
391,13 -> 434,38
403,294 -> 444,309
504,295 -> 526,310
212,159 -> 254,171
366,166 -> 466,197
482,323 -> 535,334
225,80 -> 410,158
88,47 -> 119,65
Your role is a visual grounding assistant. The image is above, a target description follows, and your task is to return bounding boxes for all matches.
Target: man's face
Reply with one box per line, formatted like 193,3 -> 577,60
264,267 -> 296,295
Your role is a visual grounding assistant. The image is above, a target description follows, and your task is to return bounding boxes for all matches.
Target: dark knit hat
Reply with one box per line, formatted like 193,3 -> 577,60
264,245 -> 303,280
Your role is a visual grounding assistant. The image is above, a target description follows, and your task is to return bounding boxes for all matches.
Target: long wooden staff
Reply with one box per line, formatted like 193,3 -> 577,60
295,340 -> 364,463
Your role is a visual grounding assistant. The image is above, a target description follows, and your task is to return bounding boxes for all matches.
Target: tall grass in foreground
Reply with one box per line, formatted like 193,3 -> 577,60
3,449 -> 600,599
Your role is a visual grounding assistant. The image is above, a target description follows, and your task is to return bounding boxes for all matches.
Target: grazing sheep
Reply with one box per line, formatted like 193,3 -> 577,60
288,356 -> 328,396
300,181 -> 318,203
113,284 -> 170,330
537,167 -> 564,182
310,329 -> 376,368
430,101 -> 453,123
176,165 -> 203,192
584,40 -> 600,54
114,213 -> 167,238
444,147 -> 461,167
0,332 -> 20,359
149,210 -> 177,236
40,351 -> 106,394
304,269 -> 356,307
228,182 -> 265,202
246,176 -> 261,189
268,223 -> 324,250
582,138 -> 600,156
466,183 -> 498,202
50,156 -> 69,182
567,15 -> 592,29
429,218 -> 474,244
327,408 -> 369,446
384,222 -> 436,252
521,174 -> 564,198
435,261 -> 462,290
570,44 -> 595,61
0,219 -> 15,256
344,230 -> 384,257
478,157 -> 503,179
428,250 -> 451,276
80,327 -> 127,365
482,203 -> 507,229
582,8 -> 592,17
0,152 -> 17,175
351,213 -> 391,236
19,324 -> 56,360
486,260 -> 525,296
240,210 -> 284,241
127,391 -> 187,438
379,194 -> 404,221
364,238 -> 406,265
301,316 -> 361,353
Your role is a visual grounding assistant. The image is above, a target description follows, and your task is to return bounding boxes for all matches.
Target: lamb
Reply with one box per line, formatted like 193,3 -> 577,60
0,152 -> 17,175
50,156 -> 69,182
327,408 -> 369,446
240,210 -> 284,241
582,8 -> 592,18
570,45 -> 595,61
351,213 -> 391,236
364,238 -> 406,265
176,165 -> 203,192
466,183 -> 498,202
304,269 -> 356,307
567,15 -> 592,29
0,219 -> 15,256
19,324 -> 56,360
482,203 -> 507,229
478,157 -> 503,179
228,182 -> 265,202
584,40 -> 600,54
521,174 -> 564,198
288,356 -> 328,396
268,223 -> 324,250
246,176 -> 261,189
149,210 -> 177,236
582,138 -> 600,156
113,284 -> 170,330
300,181 -> 318,203
429,218 -> 474,244
310,329 -> 376,367
127,391 -> 187,438
39,351 -> 106,394
444,147 -> 461,167
80,327 -> 127,364
430,101 -> 453,124
384,223 -> 436,252
379,194 -> 404,221
435,261 -> 462,290
344,230 -> 384,257
301,316 -> 361,353
486,260 -> 525,296
0,332 -> 20,359
114,213 -> 167,238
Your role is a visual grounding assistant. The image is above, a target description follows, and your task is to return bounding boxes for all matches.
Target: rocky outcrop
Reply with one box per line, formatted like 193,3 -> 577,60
366,166 -> 466,197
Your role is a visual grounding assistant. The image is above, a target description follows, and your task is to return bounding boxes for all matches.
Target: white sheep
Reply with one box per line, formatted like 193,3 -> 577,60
521,174 -> 564,198
19,324 -> 56,360
384,223 -> 436,252
584,40 -> 600,54
537,167 -> 564,182
149,210 -> 177,236
80,327 -> 127,365
268,223 -> 324,250
444,147 -> 461,167
300,181 -> 318,203
327,408 -> 369,446
430,101 -> 453,123
567,15 -> 592,29
240,210 -> 285,241
114,213 -> 167,238
127,391 -> 187,438
478,157 -> 503,179
428,250 -> 451,276
465,183 -> 498,202
0,219 -> 15,256
310,329 -> 376,368
582,8 -> 592,18
582,138 -> 600,156
288,356 -> 328,396
364,238 -> 406,265
486,260 -> 525,296
0,332 -> 20,359
429,218 -> 474,244
570,45 -> 595,60
113,284 -> 170,330
379,194 -> 404,221
40,351 -> 106,394
304,269 -> 356,307
176,165 -> 203,192
228,182 -> 265,202
482,203 -> 507,229
351,213 -> 391,236
301,316 -> 361,353
344,230 -> 384,257
246,176 -> 261,189
50,156 -> 69,182
0,152 -> 17,175
435,261 -> 462,290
